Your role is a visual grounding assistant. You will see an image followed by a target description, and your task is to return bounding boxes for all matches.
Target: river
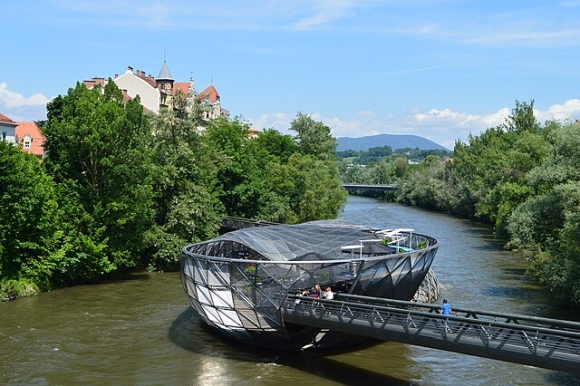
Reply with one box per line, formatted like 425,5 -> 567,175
1,195 -> 579,385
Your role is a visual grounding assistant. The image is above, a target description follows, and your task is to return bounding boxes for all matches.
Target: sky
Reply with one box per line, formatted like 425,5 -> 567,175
2,0 -> 580,150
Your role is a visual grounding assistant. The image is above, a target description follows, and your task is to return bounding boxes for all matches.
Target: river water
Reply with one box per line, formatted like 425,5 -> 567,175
1,195 -> 579,385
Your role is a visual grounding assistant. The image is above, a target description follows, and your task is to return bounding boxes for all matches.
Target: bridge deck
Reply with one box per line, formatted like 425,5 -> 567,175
282,294 -> 580,374
342,183 -> 397,191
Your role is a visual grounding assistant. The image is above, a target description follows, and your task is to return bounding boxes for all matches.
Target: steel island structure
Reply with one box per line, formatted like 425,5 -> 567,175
180,220 -> 439,349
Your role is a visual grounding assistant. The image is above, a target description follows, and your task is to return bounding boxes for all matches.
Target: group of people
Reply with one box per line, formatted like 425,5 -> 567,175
295,286 -> 452,323
297,284 -> 334,300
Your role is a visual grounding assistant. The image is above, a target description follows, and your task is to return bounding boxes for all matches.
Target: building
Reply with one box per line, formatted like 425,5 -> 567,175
0,113 -> 46,158
0,113 -> 18,144
16,122 -> 45,158
83,62 -> 229,119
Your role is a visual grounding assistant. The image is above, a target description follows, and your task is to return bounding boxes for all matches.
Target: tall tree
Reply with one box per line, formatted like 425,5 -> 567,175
204,116 -> 265,218
43,81 -> 155,272
0,142 -> 60,290
146,108 -> 224,270
290,113 -> 337,160
508,122 -> 580,305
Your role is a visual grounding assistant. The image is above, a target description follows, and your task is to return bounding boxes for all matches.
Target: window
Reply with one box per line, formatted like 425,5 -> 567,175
24,138 -> 31,148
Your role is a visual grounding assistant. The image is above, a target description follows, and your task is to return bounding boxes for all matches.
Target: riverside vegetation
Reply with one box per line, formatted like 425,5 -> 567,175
2,87 -> 579,309
340,100 -> 580,308
0,81 -> 346,301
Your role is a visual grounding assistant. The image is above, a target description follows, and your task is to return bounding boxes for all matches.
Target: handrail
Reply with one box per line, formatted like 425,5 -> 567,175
336,293 -> 580,332
282,294 -> 580,374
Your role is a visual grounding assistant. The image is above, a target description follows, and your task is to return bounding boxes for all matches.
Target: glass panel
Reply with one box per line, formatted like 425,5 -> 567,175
210,289 -> 234,308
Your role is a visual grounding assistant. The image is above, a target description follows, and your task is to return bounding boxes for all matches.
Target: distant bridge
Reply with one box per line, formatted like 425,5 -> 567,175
342,183 -> 397,192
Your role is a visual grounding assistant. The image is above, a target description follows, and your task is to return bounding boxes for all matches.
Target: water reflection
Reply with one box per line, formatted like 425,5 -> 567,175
169,307 -> 412,384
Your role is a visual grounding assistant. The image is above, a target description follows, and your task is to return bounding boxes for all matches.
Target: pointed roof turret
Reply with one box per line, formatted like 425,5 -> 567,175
157,61 -> 173,81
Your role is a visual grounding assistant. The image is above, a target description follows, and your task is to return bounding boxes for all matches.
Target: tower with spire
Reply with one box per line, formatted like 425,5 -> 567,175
156,61 -> 174,108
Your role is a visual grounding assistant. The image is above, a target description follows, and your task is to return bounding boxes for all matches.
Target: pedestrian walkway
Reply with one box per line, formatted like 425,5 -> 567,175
282,293 -> 580,374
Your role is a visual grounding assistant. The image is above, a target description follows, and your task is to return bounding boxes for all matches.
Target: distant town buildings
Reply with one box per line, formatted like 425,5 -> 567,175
0,61 -> 231,159
0,113 -> 46,159
83,62 -> 229,120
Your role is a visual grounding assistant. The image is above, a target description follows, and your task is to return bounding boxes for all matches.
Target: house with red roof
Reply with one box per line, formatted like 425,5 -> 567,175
0,113 -> 46,158
16,121 -> 45,158
83,62 -> 229,119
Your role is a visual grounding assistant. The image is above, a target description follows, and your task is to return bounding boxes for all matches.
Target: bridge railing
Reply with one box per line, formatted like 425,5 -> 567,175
282,293 -> 580,373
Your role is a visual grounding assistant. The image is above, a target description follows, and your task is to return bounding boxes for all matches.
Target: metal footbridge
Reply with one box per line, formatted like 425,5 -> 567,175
282,293 -> 580,374
342,183 -> 397,192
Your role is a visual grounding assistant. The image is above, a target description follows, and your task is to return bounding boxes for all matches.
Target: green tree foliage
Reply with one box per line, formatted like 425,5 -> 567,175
203,117 -> 266,218
252,128 -> 299,164
447,101 -> 549,233
383,99 -> 580,306
0,142 -> 60,292
357,145 -> 393,164
43,81 -> 155,273
290,113 -> 337,160
395,156 -> 449,211
204,115 -> 347,224
507,122 -> 580,305
337,147 -> 450,166
145,109 -> 225,270
264,153 -> 347,223
1,87 -> 348,298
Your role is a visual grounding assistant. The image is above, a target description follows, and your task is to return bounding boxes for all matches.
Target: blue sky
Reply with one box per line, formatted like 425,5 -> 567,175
3,0 -> 580,149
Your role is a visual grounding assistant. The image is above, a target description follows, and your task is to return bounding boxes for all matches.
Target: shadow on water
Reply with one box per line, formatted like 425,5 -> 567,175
98,270 -> 153,283
169,307 -> 412,385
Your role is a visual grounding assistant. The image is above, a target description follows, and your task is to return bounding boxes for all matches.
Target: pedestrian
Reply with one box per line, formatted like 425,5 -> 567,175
323,287 -> 334,300
439,298 -> 452,333
314,283 -> 322,298
439,298 -> 452,315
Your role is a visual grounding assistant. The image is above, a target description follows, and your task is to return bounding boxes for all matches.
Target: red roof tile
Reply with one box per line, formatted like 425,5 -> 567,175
173,82 -> 190,96
0,113 -> 15,123
15,122 -> 45,157
197,85 -> 220,103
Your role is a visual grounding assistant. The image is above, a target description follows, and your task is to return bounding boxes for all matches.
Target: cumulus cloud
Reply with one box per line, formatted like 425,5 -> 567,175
0,83 -> 51,109
536,99 -> 580,122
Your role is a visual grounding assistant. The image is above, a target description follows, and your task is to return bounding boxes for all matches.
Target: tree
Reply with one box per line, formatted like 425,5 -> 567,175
502,100 -> 541,134
507,122 -> 580,305
43,81 -> 155,273
204,117 -> 266,218
146,108 -> 224,270
0,142 -> 61,291
290,113 -> 337,160
266,153 -> 347,223
445,101 -> 549,233
252,128 -> 298,163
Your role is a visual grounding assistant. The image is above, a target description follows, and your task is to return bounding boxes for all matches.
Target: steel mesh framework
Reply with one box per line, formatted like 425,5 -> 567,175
180,221 -> 439,347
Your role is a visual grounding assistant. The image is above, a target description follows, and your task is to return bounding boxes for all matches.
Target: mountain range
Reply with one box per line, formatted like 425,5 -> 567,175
336,134 -> 449,152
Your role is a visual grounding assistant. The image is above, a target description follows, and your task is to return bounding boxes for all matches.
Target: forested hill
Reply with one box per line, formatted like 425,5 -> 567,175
337,134 -> 448,152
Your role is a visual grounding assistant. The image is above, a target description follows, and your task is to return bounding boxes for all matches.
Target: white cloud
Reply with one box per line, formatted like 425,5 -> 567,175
537,99 -> 580,122
0,83 -> 51,109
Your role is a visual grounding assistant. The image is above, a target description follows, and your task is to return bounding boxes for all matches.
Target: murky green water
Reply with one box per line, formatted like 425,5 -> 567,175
1,196 -> 578,385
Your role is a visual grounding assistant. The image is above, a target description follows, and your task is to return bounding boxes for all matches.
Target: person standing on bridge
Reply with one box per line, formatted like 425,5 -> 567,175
439,298 -> 452,333
440,298 -> 452,315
